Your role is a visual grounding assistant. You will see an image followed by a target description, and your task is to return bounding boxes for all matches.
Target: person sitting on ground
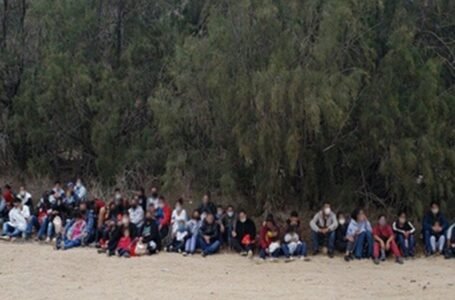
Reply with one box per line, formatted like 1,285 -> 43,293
156,196 -> 172,240
128,197 -> 144,231
222,205 -> 236,247
63,182 -> 81,208
281,211 -> 308,261
372,215 -> 403,265
79,201 -> 96,245
2,184 -> 14,205
259,214 -> 281,260
231,209 -> 256,258
106,214 -> 138,256
140,209 -> 161,255
0,188 -> 7,225
49,181 -> 65,204
392,211 -> 416,258
74,178 -> 88,202
310,202 -> 338,258
147,186 -> 159,209
116,228 -> 133,258
171,198 -> 187,235
335,212 -> 349,253
184,209 -> 201,256
167,219 -> 189,253
1,198 -> 27,240
215,205 -> 225,242
135,187 -> 147,211
445,222 -> 455,259
198,212 -> 221,257
197,192 -> 217,217
422,201 -> 448,256
344,208 -> 373,261
17,186 -> 33,211
56,211 -> 86,250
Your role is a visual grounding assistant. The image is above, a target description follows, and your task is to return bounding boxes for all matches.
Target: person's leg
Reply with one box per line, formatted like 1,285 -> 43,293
353,232 -> 365,258
327,231 -> 336,254
408,235 -> 416,257
424,230 -> 432,254
37,217 -> 48,239
198,236 -> 208,252
300,241 -> 308,257
311,230 -> 320,253
204,240 -> 221,255
63,239 -> 82,250
437,236 -> 446,253
2,222 -> 10,236
281,244 -> 290,258
365,231 -> 374,258
47,222 -> 54,239
396,234 -> 405,257
259,248 -> 267,259
430,235 -> 436,253
231,238 -> 243,253
271,248 -> 281,258
389,239 -> 401,257
25,216 -> 37,238
373,241 -> 380,259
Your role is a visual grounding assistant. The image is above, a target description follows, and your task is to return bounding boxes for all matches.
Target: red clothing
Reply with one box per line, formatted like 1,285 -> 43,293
160,204 -> 172,226
117,236 -> 132,251
3,190 -> 14,204
373,224 -> 394,240
259,225 -> 279,249
94,199 -> 106,213
373,224 -> 401,258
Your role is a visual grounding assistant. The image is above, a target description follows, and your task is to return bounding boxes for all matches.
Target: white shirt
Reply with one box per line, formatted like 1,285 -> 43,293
21,205 -> 31,220
7,207 -> 27,232
17,192 -> 32,205
147,196 -> 159,209
129,206 -> 144,227
75,184 -> 87,200
171,209 -> 188,234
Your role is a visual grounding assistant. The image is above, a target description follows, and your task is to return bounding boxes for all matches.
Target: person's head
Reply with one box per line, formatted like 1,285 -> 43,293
114,188 -> 122,202
158,196 -> 166,208
4,184 -> 11,191
175,198 -> 184,211
79,202 -> 87,214
289,211 -> 299,225
54,181 -> 61,189
191,209 -> 200,220
351,208 -> 366,222
226,205 -> 235,218
398,211 -> 407,224
434,220 -> 441,227
13,198 -> 21,208
76,210 -> 84,220
216,205 -> 224,217
337,212 -> 346,225
123,228 -> 130,237
19,186 -> 26,196
138,187 -> 145,196
150,187 -> 158,197
238,209 -> 247,222
205,212 -> 215,224
76,177 -> 83,186
322,202 -> 331,215
202,192 -> 210,204
130,197 -> 138,208
378,215 -> 387,227
145,210 -> 154,221
265,213 -> 275,228
430,201 -> 440,215
122,214 -> 130,226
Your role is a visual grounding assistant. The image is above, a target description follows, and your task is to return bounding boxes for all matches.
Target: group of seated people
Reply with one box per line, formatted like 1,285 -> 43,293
1,181 -> 454,264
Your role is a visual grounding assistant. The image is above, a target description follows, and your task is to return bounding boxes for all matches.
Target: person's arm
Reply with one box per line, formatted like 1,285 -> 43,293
440,214 -> 449,232
309,213 -> 320,232
259,227 -> 268,249
392,221 -> 405,235
422,213 -> 432,232
446,224 -> 455,242
328,213 -> 338,232
407,221 -> 416,234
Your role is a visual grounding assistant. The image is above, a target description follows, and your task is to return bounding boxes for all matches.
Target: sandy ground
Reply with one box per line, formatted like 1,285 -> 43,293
0,242 -> 454,300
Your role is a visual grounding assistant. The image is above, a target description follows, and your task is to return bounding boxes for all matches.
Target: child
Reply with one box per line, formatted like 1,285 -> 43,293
259,214 -> 281,260
167,219 -> 189,252
183,210 -> 201,256
141,210 -> 161,255
345,208 -> 373,261
281,211 -> 308,261
373,215 -> 403,264
116,228 -> 132,258
171,198 -> 187,235
231,209 -> 256,258
392,212 -> 416,258
335,212 -> 349,253
429,220 -> 446,255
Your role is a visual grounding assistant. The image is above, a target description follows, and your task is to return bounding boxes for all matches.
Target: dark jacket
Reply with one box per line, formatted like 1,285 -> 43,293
422,211 -> 448,234
141,219 -> 161,250
235,218 -> 256,242
199,220 -> 220,243
197,202 -> 217,216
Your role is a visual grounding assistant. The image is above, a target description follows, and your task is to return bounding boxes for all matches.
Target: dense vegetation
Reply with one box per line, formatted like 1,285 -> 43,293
0,0 -> 453,215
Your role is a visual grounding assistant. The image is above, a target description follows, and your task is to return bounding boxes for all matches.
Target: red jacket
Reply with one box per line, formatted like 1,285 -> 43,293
3,190 -> 14,204
160,203 -> 172,227
117,236 -> 132,251
373,224 -> 394,240
259,225 -> 279,249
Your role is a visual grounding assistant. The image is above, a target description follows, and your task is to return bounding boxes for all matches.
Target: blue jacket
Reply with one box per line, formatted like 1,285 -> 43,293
346,219 -> 372,238
422,211 -> 448,233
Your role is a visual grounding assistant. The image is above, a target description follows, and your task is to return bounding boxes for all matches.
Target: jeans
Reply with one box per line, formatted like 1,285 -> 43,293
25,216 -> 41,237
430,235 -> 446,253
37,217 -> 54,239
351,231 -> 374,258
185,234 -> 198,254
281,242 -> 307,257
2,223 -> 22,237
396,234 -> 415,257
198,236 -> 221,255
311,230 -> 336,252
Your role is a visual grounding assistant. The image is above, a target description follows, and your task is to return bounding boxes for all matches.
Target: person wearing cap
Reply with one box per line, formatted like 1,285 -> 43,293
309,202 -> 338,257
1,198 -> 27,240
259,214 -> 281,260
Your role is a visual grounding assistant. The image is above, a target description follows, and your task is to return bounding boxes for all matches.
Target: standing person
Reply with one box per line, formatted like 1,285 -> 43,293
147,187 -> 159,209
156,196 -> 172,240
128,197 -> 145,230
259,214 -> 281,260
80,201 -> 96,245
281,211 -> 308,261
74,178 -> 88,202
309,202 -> 338,257
184,210 -> 201,256
392,211 -> 416,258
231,209 -> 256,258
198,212 -> 221,257
197,192 -> 217,217
422,201 -> 448,256
140,210 -> 161,255
344,208 -> 374,261
1,198 -> 27,240
372,215 -> 403,265
335,212 -> 349,254
171,198 -> 188,235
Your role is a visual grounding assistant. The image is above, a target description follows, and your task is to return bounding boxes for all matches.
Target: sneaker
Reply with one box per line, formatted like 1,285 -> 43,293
123,252 -> 130,258
373,258 -> 380,265
201,252 -> 207,258
284,257 -> 292,263
301,256 -> 311,262
240,251 -> 248,257
396,257 -> 404,264
45,237 -> 51,243
328,251 -> 334,258
247,250 -> 253,259
97,249 -> 106,254
182,252 -> 188,257
312,250 -> 319,256
344,255 -> 351,262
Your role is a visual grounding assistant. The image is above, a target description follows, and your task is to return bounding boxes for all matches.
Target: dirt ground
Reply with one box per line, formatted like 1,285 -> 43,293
0,242 -> 454,300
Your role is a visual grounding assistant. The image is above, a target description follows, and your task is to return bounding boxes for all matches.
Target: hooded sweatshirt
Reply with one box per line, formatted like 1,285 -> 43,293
346,219 -> 372,238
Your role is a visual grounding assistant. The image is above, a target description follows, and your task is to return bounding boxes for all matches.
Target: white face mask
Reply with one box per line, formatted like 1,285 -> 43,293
431,208 -> 439,215
115,193 -> 121,200
227,211 -> 234,217
239,217 -> 246,223
323,207 -> 331,215
338,218 -> 346,225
